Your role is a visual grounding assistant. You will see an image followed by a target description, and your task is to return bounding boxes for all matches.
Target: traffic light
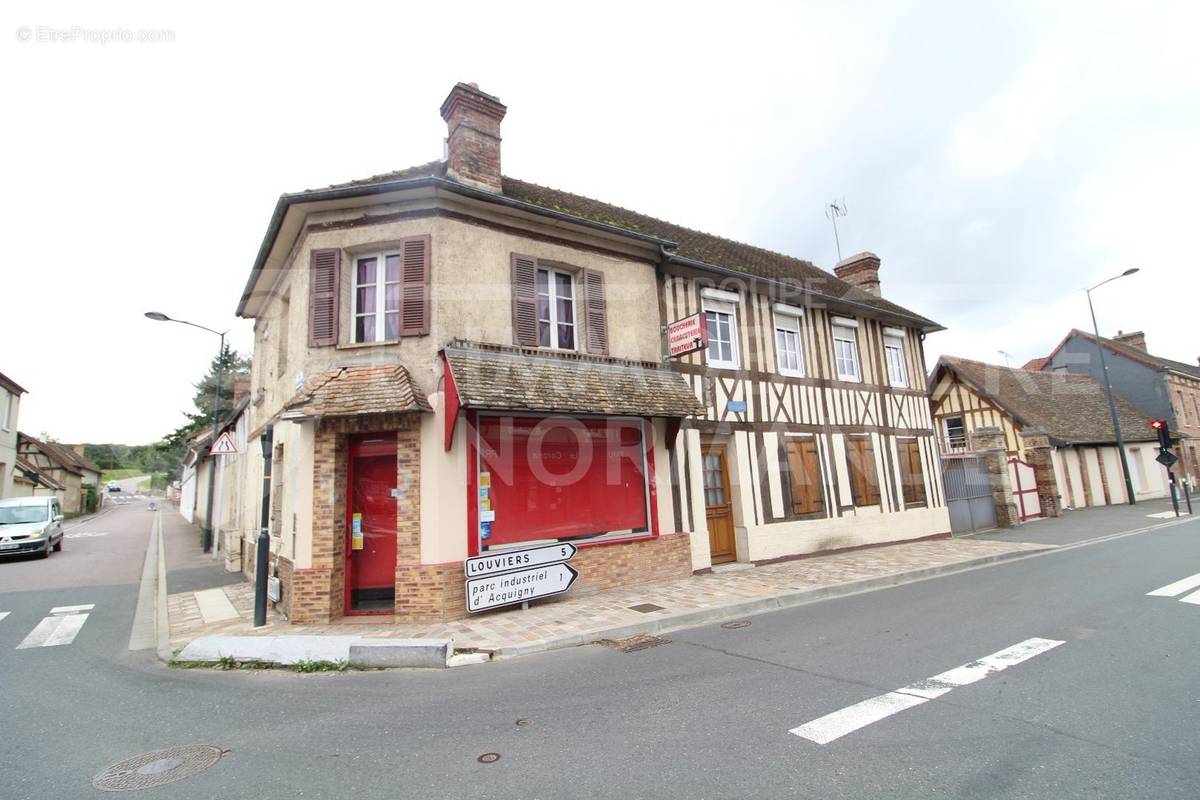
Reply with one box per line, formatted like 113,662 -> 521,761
1151,419 -> 1171,450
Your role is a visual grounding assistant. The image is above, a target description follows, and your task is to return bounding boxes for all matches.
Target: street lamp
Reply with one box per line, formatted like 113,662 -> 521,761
145,311 -> 228,551
1085,268 -> 1140,505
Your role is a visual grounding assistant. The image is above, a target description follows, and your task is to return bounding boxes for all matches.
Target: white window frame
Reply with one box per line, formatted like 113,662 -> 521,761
943,416 -> 966,448
773,304 -> 805,378
537,267 -> 577,351
702,299 -> 740,369
883,332 -> 908,388
831,318 -> 862,382
352,251 -> 401,343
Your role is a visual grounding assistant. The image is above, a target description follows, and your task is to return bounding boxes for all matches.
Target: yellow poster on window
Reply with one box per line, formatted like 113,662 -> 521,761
351,512 -> 364,550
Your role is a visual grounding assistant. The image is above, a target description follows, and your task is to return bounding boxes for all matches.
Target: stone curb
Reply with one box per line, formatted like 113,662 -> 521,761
154,512 -> 172,663
176,634 -> 452,668
490,546 -> 1058,659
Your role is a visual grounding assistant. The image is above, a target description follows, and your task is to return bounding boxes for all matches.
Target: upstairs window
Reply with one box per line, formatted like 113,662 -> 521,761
2,393 -> 12,431
702,288 -> 741,369
774,305 -> 805,377
883,329 -> 908,388
353,252 -> 401,343
832,318 -> 862,382
537,268 -> 576,349
943,416 -> 967,451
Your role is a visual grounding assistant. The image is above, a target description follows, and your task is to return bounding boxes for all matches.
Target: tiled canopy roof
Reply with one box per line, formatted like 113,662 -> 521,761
443,341 -> 707,418
315,160 -> 938,330
283,365 -> 432,420
937,356 -> 1157,446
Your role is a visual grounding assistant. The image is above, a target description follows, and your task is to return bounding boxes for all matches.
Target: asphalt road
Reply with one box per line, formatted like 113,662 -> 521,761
2,508 -> 1198,799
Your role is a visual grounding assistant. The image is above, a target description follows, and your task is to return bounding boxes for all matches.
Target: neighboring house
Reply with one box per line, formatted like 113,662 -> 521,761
0,372 -> 26,498
232,82 -> 949,625
16,433 -> 96,515
10,455 -> 65,497
1040,330 -> 1200,486
930,356 -> 1168,509
61,445 -> 102,491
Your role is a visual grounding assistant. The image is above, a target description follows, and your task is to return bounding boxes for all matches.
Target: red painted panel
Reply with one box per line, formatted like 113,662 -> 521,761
477,416 -> 649,547
346,435 -> 398,610
442,352 -> 461,452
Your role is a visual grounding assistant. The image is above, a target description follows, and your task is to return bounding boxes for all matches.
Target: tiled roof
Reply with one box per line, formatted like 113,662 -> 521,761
938,356 -> 1158,446
443,341 -> 707,418
0,371 -> 26,396
1061,329 -> 1200,380
17,432 -> 84,476
283,365 -> 431,420
13,456 -> 65,490
315,161 -> 939,330
60,445 -> 101,474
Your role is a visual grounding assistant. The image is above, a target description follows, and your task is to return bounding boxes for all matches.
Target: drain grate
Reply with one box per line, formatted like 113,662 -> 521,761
92,745 -> 225,792
602,634 -> 671,653
721,620 -> 752,629
628,603 -> 666,614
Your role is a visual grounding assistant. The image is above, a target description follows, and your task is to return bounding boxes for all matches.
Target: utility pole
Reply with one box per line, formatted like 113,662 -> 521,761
254,424 -> 273,627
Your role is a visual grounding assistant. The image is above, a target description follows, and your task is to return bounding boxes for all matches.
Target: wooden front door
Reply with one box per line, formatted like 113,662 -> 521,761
703,444 -> 737,564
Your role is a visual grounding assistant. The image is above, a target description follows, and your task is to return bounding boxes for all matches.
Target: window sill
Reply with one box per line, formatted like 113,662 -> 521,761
707,361 -> 741,370
336,339 -> 401,351
480,529 -> 654,553
778,369 -> 806,379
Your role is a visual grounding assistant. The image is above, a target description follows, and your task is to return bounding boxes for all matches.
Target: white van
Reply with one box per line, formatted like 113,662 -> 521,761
0,496 -> 65,559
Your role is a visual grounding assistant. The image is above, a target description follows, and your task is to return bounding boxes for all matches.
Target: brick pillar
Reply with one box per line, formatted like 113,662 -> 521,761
971,426 -> 1019,528
1022,430 -> 1061,518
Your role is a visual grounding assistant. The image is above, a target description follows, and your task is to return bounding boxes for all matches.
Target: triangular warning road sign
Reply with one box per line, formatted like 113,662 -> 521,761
210,432 -> 239,456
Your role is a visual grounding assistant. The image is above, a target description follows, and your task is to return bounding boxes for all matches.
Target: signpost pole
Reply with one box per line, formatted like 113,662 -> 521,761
211,453 -> 224,561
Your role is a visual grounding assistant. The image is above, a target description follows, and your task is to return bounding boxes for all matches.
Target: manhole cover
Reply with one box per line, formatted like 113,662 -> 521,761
92,745 -> 225,792
602,634 -> 671,653
478,752 -> 501,764
721,620 -> 752,629
628,603 -> 666,614
514,719 -> 532,727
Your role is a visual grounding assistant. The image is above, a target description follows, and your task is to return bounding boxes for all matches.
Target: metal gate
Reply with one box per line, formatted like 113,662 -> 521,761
1008,457 -> 1042,522
942,455 -> 996,533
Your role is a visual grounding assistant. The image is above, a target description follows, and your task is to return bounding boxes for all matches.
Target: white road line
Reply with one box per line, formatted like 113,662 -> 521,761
1177,588 -> 1200,605
50,604 -> 95,615
790,637 -> 1065,744
0,612 -> 9,623
1147,572 -> 1200,598
16,613 -> 91,649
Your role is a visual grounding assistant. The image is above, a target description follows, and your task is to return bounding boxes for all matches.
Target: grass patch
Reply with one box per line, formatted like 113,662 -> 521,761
293,659 -> 349,673
100,468 -> 143,483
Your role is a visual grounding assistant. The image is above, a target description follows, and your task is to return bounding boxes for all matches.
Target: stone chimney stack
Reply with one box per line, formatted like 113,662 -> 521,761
72,444 -> 86,457
440,82 -> 507,193
833,252 -> 882,297
1113,330 -> 1147,351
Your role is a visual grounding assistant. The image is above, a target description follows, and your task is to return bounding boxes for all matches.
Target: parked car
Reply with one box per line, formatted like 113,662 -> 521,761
0,496 -> 64,559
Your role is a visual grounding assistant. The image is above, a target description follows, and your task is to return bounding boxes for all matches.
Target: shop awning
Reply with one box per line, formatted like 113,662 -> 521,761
441,341 -> 706,450
282,364 -> 432,421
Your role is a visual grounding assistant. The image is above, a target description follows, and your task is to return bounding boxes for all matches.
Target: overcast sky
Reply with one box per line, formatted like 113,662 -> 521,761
3,1 -> 1197,445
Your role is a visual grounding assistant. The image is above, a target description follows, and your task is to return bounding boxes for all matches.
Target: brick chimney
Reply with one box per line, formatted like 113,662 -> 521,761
833,252 -> 882,297
72,444 -> 86,457
232,376 -> 252,404
1113,330 -> 1147,351
440,82 -> 507,193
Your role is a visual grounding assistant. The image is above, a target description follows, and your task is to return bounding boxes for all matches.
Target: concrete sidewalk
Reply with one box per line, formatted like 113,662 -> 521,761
165,500 -> 1196,668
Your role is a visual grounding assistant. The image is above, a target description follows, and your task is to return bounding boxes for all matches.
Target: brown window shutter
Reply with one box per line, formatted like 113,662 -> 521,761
847,437 -> 880,506
900,441 -> 926,505
582,269 -> 609,355
400,235 -> 431,336
511,253 -> 539,347
785,439 -> 826,516
308,248 -> 340,347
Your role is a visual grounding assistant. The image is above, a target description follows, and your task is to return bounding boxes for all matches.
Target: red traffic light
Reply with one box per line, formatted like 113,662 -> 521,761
1151,419 -> 1167,430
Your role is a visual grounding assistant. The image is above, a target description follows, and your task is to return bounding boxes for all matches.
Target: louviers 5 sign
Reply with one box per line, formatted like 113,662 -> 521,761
666,313 -> 707,358
463,542 -> 578,613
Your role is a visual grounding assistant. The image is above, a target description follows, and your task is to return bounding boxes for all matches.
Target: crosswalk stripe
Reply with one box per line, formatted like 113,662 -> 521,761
44,614 -> 89,646
0,612 -> 9,623
1177,588 -> 1200,605
1147,572 -> 1200,597
50,604 -> 95,615
790,637 -> 1065,744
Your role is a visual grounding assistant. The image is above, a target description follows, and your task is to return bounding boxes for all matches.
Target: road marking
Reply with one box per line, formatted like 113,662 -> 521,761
1178,589 -> 1200,605
17,613 -> 90,649
790,637 -> 1065,744
1147,572 -> 1200,598
50,604 -> 95,615
65,531 -> 110,539
0,612 -> 9,623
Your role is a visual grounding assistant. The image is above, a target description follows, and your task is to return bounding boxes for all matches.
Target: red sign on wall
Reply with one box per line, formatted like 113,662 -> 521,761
667,313 -> 708,358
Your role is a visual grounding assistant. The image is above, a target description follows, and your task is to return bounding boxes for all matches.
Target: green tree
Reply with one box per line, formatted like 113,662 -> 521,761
162,345 -> 251,474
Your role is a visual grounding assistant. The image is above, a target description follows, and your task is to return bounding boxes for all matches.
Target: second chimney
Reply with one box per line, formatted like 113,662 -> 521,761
833,252 -> 882,296
1113,330 -> 1147,351
440,82 -> 507,193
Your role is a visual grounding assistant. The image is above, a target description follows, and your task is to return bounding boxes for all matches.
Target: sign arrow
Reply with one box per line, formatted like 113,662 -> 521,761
465,563 -> 579,613
464,542 -> 577,579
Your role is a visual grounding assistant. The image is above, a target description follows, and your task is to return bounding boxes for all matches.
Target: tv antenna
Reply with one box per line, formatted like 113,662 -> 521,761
998,350 -> 1014,367
825,200 -> 848,262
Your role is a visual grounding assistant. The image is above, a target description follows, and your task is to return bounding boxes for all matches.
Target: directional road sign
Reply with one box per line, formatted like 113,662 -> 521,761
465,562 -> 579,613
464,542 -> 577,579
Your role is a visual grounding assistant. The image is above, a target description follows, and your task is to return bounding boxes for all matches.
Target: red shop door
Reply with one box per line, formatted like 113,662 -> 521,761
346,435 -> 397,614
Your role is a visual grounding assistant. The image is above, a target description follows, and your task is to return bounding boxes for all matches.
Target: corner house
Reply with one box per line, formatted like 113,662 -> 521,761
233,83 -> 949,624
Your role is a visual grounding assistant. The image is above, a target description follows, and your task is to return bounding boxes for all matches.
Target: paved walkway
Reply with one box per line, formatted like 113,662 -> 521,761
167,535 -> 1050,658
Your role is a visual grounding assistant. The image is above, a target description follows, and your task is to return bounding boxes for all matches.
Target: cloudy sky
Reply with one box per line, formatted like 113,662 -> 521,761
3,0 -> 1197,444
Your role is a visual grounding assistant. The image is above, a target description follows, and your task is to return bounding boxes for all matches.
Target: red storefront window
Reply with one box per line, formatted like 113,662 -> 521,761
477,415 -> 650,548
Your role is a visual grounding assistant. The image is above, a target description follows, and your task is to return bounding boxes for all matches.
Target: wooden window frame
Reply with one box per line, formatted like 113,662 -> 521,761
884,334 -> 908,388
536,266 -> 578,351
351,250 -> 402,343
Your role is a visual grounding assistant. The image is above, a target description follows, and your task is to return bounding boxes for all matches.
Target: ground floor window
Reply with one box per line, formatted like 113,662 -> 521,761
846,435 -> 881,507
476,415 -> 652,550
783,438 -> 825,516
898,439 -> 927,505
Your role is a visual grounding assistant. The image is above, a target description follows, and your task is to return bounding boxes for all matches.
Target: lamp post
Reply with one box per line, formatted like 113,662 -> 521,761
1085,268 -> 1139,505
146,311 -> 227,551
255,424 -> 273,628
